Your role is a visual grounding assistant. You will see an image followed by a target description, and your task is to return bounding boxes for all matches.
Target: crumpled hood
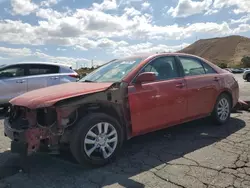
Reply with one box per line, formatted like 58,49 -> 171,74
10,82 -> 113,109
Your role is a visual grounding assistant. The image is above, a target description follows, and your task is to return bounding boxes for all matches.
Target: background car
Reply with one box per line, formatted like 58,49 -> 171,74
0,62 -> 79,111
231,68 -> 244,74
243,69 -> 250,82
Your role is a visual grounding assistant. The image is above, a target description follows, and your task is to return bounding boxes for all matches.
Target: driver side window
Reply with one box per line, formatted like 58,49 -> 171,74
142,56 -> 179,81
0,65 -> 25,79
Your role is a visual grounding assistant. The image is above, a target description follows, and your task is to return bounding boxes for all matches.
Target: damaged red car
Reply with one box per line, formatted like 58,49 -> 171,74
4,53 -> 239,166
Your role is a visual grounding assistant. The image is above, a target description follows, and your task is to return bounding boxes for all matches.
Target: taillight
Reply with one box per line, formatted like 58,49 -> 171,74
68,73 -> 79,78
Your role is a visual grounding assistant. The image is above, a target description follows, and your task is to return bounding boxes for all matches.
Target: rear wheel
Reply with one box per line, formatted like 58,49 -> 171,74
211,93 -> 231,125
70,113 -> 123,166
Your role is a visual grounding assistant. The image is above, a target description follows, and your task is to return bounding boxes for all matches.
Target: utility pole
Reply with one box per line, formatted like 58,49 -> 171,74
91,59 -> 94,68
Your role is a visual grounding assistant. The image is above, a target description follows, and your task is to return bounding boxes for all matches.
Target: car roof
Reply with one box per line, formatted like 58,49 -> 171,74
116,52 -> 204,61
1,61 -> 72,68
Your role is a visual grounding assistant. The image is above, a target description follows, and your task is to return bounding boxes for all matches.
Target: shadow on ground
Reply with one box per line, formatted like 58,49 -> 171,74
0,117 -> 246,188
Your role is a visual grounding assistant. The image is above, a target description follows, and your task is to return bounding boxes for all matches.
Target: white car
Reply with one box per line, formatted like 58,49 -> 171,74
243,69 -> 250,82
0,62 -> 79,110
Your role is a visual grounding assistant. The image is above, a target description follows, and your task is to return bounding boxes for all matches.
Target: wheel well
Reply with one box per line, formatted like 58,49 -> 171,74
76,103 -> 127,138
219,91 -> 233,106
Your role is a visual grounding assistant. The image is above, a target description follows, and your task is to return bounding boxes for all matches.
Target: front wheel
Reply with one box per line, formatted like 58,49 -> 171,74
70,113 -> 124,166
211,93 -> 231,125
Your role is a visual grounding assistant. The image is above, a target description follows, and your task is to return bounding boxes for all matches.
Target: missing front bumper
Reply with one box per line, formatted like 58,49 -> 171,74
4,119 -> 28,155
11,141 -> 28,155
4,118 -> 25,141
4,117 -> 61,156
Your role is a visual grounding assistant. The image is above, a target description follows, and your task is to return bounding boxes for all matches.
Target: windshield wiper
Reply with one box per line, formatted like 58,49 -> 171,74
82,79 -> 93,82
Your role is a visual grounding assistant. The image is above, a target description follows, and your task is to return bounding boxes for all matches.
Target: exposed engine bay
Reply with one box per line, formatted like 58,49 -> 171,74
4,82 -> 131,156
5,105 -> 78,155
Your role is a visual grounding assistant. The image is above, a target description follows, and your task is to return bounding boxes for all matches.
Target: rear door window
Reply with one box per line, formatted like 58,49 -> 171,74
178,56 -> 206,76
201,61 -> 217,74
28,64 -> 59,76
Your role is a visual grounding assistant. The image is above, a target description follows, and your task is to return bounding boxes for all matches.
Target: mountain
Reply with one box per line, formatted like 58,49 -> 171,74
179,35 -> 250,66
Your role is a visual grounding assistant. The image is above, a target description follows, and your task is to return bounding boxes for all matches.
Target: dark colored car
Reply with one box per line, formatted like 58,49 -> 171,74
231,68 -> 244,74
4,53 -> 239,166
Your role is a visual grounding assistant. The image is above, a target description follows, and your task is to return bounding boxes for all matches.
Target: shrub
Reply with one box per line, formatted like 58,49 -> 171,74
241,56 -> 250,68
217,62 -> 228,69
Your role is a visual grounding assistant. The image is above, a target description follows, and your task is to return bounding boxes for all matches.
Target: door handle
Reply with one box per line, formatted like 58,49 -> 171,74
16,80 -> 26,83
151,94 -> 161,99
176,83 -> 185,88
213,77 -> 220,82
50,77 -> 59,79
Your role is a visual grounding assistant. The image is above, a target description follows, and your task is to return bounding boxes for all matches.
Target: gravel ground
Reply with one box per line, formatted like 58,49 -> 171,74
0,73 -> 249,188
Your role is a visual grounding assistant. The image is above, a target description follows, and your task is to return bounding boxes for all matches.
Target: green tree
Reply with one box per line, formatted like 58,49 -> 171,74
217,62 -> 227,69
241,56 -> 250,68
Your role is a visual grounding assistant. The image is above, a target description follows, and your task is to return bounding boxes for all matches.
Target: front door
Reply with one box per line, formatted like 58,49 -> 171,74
177,56 -> 221,118
128,56 -> 188,136
0,65 -> 27,105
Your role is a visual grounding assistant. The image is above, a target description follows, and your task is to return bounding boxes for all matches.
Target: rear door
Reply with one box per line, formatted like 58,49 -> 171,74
177,56 -> 220,118
26,64 -> 60,91
128,56 -> 188,136
44,65 -> 60,86
0,64 -> 27,104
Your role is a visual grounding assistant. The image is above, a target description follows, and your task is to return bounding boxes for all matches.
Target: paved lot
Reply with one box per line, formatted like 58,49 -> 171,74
0,73 -> 249,188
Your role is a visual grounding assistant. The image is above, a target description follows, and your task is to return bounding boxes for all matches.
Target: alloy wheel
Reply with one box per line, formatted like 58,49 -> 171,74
83,122 -> 118,159
217,98 -> 230,121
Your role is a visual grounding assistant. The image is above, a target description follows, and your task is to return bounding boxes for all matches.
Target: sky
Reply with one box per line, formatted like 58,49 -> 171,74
0,0 -> 249,68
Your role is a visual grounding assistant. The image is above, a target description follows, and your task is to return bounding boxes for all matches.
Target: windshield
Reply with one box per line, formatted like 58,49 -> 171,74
79,58 -> 143,82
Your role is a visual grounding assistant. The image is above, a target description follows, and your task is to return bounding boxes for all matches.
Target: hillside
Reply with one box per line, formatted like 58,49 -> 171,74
179,35 -> 250,66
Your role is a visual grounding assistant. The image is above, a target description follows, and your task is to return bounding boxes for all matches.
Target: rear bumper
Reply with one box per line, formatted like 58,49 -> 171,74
233,99 -> 250,111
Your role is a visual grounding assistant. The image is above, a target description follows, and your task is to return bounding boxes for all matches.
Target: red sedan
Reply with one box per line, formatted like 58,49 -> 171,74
4,53 -> 239,166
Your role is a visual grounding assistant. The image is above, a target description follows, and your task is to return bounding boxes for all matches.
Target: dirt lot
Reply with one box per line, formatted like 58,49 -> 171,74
0,73 -> 249,188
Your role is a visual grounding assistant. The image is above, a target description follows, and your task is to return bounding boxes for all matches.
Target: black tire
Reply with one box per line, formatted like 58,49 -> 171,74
70,113 -> 124,167
247,74 -> 250,82
211,93 -> 231,125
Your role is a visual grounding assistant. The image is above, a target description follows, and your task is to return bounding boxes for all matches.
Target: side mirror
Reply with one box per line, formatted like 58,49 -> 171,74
135,72 -> 156,84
